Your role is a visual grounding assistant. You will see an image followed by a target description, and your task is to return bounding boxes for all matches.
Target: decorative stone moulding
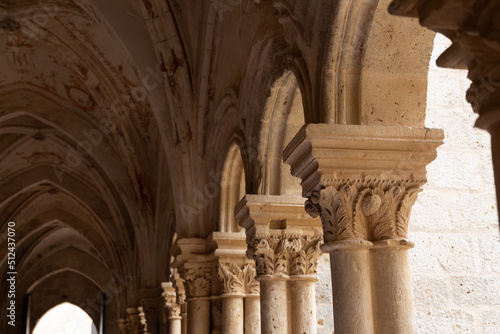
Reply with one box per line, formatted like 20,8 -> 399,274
283,124 -> 444,243
209,231 -> 260,296
162,282 -> 181,318
126,307 -> 144,334
170,238 -> 216,300
235,195 -> 323,276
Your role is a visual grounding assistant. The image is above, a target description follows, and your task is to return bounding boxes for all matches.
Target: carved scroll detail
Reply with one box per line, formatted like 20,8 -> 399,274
250,236 -> 323,276
218,263 -> 260,295
308,180 -> 424,242
182,267 -> 212,298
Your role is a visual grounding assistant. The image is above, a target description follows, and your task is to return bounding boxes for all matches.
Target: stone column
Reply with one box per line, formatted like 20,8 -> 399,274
371,239 -> 416,332
217,262 -> 259,334
288,238 -> 323,334
182,266 -> 212,334
126,307 -> 145,334
171,273 -> 187,334
236,196 -> 323,334
244,295 -> 261,334
138,307 -> 147,334
252,236 -> 322,334
284,124 -> 443,334
117,318 -> 128,334
162,282 -> 182,334
389,0 -> 500,226
210,232 -> 261,334
171,238 -> 215,334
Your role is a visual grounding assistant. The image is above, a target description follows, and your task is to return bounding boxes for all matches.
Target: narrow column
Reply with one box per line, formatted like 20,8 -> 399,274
289,277 -> 319,334
186,298 -> 210,333
117,318 -> 128,334
126,307 -> 144,334
257,276 -> 288,334
323,241 -> 375,334
371,240 -> 416,334
244,295 -> 261,334
162,282 -> 182,334
221,296 -> 244,333
289,238 -> 323,334
182,267 -> 212,334
172,275 -> 187,334
217,262 -> 259,334
181,303 -> 187,334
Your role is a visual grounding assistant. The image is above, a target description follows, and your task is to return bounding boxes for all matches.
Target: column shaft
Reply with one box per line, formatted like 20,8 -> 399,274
221,296 -> 244,334
169,317 -> 182,334
371,241 -> 415,334
244,296 -> 261,334
259,278 -> 288,334
181,304 -> 187,334
289,277 -> 318,334
326,242 -> 375,334
187,299 -> 210,334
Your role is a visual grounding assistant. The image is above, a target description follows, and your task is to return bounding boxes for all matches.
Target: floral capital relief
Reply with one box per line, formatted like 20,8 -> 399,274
162,290 -> 181,318
250,236 -> 323,277
126,311 -> 144,334
306,179 -> 425,243
181,266 -> 213,298
218,262 -> 260,295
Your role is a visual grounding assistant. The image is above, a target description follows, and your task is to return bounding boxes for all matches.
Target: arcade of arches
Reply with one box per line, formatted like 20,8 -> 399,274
0,0 -> 499,333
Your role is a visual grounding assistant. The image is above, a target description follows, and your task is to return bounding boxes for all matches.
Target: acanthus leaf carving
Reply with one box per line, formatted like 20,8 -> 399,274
317,183 -> 367,242
182,266 -> 212,298
312,180 -> 425,242
218,263 -> 260,295
162,285 -> 181,318
290,238 -> 323,276
251,236 -> 323,276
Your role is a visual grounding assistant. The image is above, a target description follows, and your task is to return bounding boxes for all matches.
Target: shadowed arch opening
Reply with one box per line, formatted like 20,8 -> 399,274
259,70 -> 305,196
219,143 -> 246,232
32,302 -> 98,334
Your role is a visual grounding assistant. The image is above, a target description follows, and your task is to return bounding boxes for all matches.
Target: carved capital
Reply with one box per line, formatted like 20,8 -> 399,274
308,180 -> 424,243
284,124 -> 443,243
389,0 -> 500,130
181,266 -> 213,299
117,318 -> 129,334
161,282 -> 181,318
218,262 -> 260,295
138,306 -> 147,334
126,307 -> 145,334
250,236 -> 323,276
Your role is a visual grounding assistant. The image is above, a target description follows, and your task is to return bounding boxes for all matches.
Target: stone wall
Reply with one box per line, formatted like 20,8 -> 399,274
410,34 -> 500,334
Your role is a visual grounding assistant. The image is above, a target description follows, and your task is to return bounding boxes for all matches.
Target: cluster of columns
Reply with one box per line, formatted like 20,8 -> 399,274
235,195 -> 324,334
283,124 -> 444,334
116,124 -> 443,334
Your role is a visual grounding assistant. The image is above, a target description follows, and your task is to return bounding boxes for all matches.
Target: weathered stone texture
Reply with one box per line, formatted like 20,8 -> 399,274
410,34 -> 500,334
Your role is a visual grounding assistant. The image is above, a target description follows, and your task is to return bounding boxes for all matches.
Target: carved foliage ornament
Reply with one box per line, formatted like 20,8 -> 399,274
138,307 -> 147,333
218,263 -> 260,295
182,267 -> 212,298
251,237 -> 323,276
162,290 -> 181,318
306,180 -> 424,242
173,279 -> 186,305
126,312 -> 144,334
